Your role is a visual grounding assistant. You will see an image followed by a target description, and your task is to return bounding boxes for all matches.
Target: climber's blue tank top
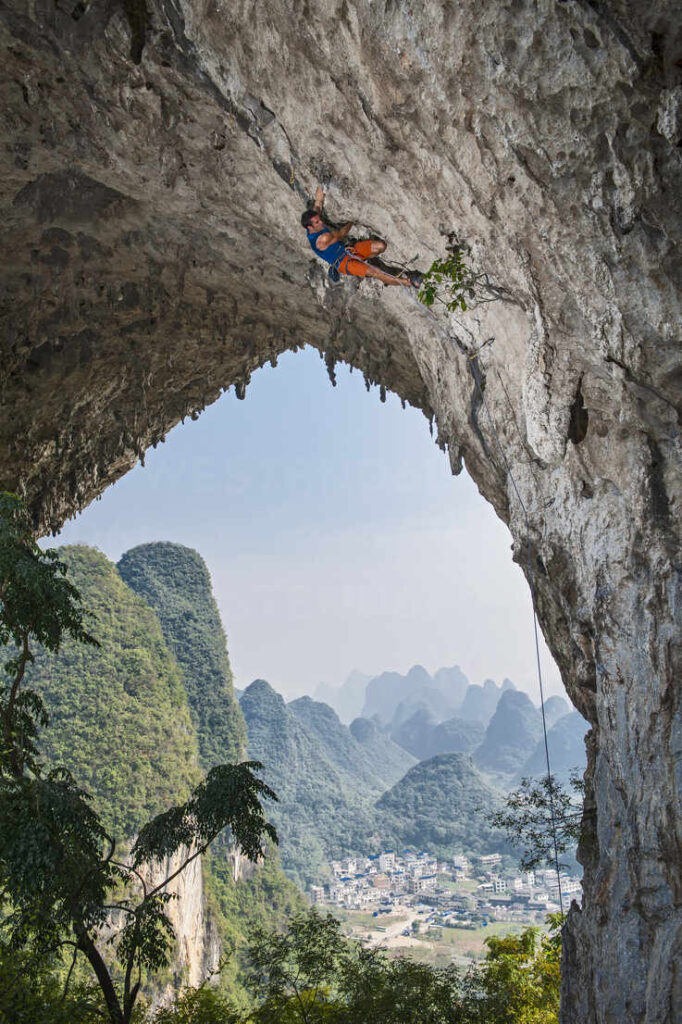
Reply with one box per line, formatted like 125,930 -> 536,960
307,227 -> 346,266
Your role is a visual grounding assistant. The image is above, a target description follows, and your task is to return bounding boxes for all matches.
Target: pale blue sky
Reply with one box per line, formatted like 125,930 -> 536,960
52,346 -> 565,701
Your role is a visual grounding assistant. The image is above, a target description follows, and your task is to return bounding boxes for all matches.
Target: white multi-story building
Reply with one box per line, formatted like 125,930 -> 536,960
548,874 -> 581,897
478,853 -> 502,869
379,851 -> 396,872
309,885 -> 325,903
410,874 -> 437,894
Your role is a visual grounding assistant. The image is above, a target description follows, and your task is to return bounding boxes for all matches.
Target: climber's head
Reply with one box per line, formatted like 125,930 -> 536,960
301,209 -> 324,232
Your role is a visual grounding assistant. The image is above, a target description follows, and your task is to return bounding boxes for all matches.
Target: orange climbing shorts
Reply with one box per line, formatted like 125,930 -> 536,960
338,240 -> 374,277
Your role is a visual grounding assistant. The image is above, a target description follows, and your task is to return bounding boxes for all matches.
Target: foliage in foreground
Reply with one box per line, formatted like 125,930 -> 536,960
145,907 -> 560,1024
417,243 -> 503,315
0,493 -> 278,1024
1,906 -> 562,1023
490,774 -> 584,872
418,248 -> 475,313
463,915 -> 562,1024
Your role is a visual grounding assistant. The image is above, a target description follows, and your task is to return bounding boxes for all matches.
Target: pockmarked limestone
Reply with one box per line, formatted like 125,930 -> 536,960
0,3 -> 680,1021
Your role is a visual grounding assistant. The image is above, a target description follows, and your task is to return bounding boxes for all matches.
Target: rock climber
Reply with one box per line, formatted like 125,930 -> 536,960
302,186 -> 421,288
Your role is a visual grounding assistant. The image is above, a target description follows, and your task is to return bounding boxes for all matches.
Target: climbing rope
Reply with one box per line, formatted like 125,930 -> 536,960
469,360 -> 565,915
418,295 -> 566,915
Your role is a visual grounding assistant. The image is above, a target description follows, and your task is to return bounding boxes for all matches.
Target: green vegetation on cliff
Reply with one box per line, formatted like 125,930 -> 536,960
204,844 -> 304,1000
240,681 -> 379,885
27,545 -> 199,835
15,541 -> 302,1009
117,542 -> 246,768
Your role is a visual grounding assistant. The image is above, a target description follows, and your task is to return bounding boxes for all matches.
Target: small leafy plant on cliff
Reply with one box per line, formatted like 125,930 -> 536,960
0,493 -> 279,1024
418,241 -> 505,315
418,247 -> 473,312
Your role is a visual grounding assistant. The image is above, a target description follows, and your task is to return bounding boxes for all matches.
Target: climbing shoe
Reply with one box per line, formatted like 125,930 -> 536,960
408,270 -> 424,289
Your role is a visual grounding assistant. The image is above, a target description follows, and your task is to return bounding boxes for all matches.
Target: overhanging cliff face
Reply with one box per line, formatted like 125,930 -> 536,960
0,2 -> 680,1020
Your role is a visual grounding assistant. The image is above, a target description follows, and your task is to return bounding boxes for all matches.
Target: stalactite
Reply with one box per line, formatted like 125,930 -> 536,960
325,350 -> 337,387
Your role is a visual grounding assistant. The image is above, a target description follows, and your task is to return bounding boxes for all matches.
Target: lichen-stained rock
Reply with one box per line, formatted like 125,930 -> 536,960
0,2 -> 680,1021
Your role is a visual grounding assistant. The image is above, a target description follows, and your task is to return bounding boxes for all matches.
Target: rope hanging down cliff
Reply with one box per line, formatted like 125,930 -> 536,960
417,283 -> 566,916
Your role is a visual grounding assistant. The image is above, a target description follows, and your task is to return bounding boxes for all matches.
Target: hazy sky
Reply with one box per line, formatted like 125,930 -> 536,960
52,346 -> 566,702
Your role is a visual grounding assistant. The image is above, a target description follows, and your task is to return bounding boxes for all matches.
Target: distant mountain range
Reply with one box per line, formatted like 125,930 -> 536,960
314,670 -> 371,724
322,662 -> 526,736
239,681 -> 416,884
362,663 -> 470,725
311,664 -> 584,785
239,679 -> 534,884
237,669 -> 588,886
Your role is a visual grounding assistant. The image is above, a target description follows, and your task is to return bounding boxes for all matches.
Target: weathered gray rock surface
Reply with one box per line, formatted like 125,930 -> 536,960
0,2 -> 680,1020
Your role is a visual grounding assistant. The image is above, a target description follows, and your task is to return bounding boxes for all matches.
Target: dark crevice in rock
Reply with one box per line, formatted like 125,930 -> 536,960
568,377 -> 589,445
465,356 -> 493,461
123,0 -> 149,65
647,437 -> 671,529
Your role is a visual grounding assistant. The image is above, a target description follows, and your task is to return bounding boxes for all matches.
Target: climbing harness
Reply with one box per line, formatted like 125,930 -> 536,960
327,245 -> 366,284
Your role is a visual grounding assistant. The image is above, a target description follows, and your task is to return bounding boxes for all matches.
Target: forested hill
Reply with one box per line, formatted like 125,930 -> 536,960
349,715 -> 418,783
117,541 -> 246,767
24,544 -> 302,1001
376,753 -> 508,859
240,680 -> 513,883
26,545 -> 200,835
288,696 -> 414,793
240,680 -> 379,885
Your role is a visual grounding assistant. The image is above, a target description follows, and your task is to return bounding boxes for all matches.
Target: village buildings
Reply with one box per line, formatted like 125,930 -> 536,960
314,848 -> 581,930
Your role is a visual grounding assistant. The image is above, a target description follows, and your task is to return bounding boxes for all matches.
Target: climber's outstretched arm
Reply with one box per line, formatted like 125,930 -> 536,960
313,186 -> 325,212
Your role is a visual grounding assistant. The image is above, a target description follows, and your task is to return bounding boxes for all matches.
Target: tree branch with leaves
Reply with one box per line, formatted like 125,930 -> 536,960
0,492 -> 279,1024
490,773 -> 585,874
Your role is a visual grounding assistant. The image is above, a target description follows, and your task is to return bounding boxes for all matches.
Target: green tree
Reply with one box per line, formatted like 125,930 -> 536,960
0,941 -> 107,1024
337,949 -> 463,1024
151,984 -> 240,1024
147,910 -> 561,1024
242,908 -> 464,1024
490,774 -> 584,872
463,917 -> 562,1024
0,493 -> 278,1024
245,909 -> 348,1023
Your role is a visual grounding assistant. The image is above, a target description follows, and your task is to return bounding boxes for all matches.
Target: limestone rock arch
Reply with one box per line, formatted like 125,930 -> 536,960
0,3 -> 680,1020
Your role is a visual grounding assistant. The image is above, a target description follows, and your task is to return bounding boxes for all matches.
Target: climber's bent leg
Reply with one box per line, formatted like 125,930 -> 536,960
351,239 -> 387,258
339,252 -> 411,287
